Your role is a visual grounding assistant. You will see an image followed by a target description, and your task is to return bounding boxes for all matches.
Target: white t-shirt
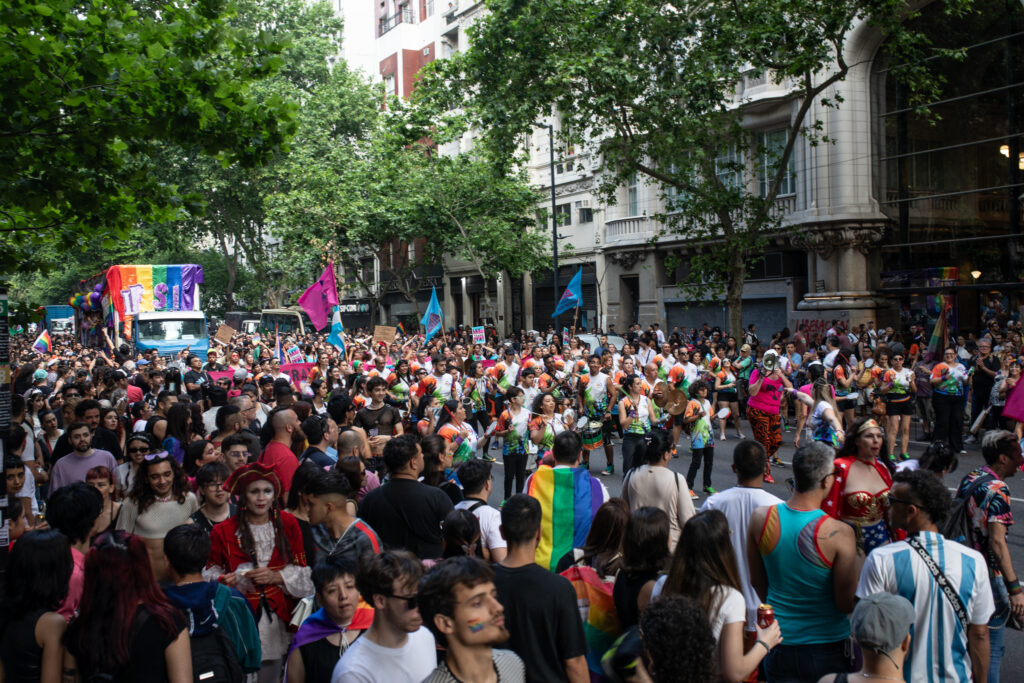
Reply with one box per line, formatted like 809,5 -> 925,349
700,486 -> 783,630
856,531 -> 993,683
455,498 -> 507,552
650,580 -> 744,641
331,626 -> 437,683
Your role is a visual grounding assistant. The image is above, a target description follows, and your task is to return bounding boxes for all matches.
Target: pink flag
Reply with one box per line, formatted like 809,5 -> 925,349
1002,378 -> 1024,423
297,262 -> 339,331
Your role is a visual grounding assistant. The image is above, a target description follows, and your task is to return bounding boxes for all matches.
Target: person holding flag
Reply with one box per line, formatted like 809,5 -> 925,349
32,329 -> 52,355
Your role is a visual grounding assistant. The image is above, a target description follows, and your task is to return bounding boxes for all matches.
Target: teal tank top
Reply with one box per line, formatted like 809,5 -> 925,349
759,503 -> 850,645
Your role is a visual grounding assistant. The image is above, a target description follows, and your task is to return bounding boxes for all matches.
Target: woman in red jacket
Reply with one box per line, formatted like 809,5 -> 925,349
206,462 -> 313,683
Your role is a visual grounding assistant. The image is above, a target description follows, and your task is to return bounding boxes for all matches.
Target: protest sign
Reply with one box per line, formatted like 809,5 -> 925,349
472,326 -> 486,344
214,324 -> 236,345
373,325 -> 397,346
207,370 -> 234,385
281,363 -> 315,391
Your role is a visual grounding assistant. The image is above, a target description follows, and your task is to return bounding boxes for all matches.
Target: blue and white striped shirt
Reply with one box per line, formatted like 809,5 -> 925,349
856,531 -> 994,683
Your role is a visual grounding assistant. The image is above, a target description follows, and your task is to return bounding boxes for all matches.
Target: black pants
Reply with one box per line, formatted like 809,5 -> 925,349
621,433 -> 647,474
687,446 -> 714,489
933,393 -> 964,452
503,451 -> 528,499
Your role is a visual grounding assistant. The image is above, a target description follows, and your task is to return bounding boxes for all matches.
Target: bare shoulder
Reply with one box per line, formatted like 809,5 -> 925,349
819,516 -> 855,545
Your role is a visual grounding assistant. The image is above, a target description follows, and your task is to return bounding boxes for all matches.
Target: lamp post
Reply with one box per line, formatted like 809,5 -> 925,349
535,122 -> 559,331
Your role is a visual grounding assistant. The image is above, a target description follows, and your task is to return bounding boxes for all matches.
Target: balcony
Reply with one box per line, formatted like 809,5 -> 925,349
378,6 -> 414,36
605,216 -> 656,247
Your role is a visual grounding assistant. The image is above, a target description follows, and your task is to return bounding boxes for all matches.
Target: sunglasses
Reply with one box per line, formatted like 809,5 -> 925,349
126,447 -> 148,454
385,592 -> 418,609
886,493 -> 916,507
143,452 -> 172,462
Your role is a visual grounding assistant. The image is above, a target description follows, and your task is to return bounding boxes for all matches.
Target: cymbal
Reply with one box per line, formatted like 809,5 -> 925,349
664,389 -> 688,415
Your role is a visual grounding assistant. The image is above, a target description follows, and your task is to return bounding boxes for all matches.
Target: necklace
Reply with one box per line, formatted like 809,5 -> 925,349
154,494 -> 174,503
860,673 -> 902,681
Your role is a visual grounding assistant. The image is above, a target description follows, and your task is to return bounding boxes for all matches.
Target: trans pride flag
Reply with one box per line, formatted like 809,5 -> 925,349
526,465 -> 603,571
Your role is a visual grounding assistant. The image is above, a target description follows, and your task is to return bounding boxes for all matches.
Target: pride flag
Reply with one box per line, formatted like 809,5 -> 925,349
552,268 -> 583,318
560,565 -> 622,679
32,330 -> 52,354
297,261 -> 339,331
526,465 -> 603,571
105,264 -> 203,317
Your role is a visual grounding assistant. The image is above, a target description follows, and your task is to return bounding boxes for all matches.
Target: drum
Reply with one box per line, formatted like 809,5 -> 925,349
581,419 -> 604,450
716,407 -> 731,420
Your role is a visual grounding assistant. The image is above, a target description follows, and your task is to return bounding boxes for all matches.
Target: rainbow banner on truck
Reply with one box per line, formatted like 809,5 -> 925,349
105,265 -> 204,317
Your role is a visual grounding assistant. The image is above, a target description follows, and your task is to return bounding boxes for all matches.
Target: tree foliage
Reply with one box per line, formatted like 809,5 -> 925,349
418,0 -> 970,334
0,0 -> 297,272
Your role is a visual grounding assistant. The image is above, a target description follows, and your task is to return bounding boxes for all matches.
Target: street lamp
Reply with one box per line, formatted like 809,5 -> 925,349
534,122 -> 559,330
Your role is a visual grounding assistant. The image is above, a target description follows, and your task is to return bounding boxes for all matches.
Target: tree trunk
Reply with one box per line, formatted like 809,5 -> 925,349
727,248 -> 746,339
214,228 -> 238,312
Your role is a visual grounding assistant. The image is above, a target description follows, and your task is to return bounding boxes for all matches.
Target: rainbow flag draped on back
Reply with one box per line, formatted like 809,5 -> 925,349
926,296 -> 953,362
560,564 -> 621,680
526,465 -> 603,571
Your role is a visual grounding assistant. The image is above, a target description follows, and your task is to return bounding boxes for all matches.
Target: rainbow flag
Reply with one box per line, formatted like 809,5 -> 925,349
104,264 -> 204,317
561,565 -> 622,679
526,465 -> 603,570
396,322 -> 405,336
32,330 -> 52,354
926,297 -> 953,362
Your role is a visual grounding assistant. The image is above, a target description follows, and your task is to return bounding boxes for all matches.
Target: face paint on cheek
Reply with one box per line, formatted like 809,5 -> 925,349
467,617 -> 486,633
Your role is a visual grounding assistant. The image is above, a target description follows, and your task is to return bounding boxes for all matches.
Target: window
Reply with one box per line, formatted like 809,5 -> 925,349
554,203 -> 572,226
627,173 -> 639,215
425,0 -> 434,16
714,147 -> 743,189
137,318 -> 206,341
759,129 -> 796,197
579,207 -> 594,223
383,73 -> 396,96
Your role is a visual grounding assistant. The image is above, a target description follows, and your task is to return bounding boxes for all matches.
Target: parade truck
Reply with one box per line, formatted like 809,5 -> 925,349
43,305 -> 76,335
73,264 -> 208,358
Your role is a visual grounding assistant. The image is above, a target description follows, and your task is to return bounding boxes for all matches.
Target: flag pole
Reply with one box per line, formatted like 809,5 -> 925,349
571,304 -> 579,340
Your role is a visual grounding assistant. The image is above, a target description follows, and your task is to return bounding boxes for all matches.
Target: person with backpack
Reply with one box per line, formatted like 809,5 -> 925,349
162,524 -> 262,682
952,430 -> 1024,682
857,470 -> 993,683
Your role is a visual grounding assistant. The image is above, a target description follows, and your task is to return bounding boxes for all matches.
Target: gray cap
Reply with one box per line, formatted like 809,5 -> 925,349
233,368 -> 249,380
851,592 -> 915,653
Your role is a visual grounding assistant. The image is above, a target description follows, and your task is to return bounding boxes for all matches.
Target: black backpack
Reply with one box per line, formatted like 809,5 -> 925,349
941,474 -> 994,545
189,625 -> 244,683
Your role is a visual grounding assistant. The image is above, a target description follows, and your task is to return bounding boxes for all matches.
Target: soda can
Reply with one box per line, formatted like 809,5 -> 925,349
757,604 -> 775,629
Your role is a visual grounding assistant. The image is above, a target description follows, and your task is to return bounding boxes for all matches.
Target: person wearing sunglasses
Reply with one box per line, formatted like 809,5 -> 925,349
117,433 -> 153,493
332,549 -> 436,683
880,347 -> 916,462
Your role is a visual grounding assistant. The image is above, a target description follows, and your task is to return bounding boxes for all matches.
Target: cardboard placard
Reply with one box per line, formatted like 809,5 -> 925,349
373,325 -> 397,347
281,362 -> 315,391
214,324 -> 236,345
472,326 -> 486,344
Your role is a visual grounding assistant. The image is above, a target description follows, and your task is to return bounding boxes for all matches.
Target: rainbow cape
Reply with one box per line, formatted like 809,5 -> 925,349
526,465 -> 603,571
32,330 -> 52,354
560,564 -> 622,679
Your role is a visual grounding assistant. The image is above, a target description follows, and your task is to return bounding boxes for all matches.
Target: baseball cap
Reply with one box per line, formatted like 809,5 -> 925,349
258,375 -> 275,386
207,349 -> 218,356
233,368 -> 249,380
850,592 -> 914,654
111,369 -> 128,380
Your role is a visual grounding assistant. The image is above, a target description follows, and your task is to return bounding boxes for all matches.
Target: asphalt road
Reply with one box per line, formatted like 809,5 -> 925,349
480,425 -> 1024,682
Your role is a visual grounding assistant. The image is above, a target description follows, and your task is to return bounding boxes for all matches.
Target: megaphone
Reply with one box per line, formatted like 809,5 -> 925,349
761,349 -> 779,373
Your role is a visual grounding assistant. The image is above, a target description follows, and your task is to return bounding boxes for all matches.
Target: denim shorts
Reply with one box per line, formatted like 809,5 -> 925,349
764,638 -> 857,683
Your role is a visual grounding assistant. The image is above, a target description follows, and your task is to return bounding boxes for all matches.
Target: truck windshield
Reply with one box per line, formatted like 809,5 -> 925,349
137,318 -> 206,341
260,312 -> 311,334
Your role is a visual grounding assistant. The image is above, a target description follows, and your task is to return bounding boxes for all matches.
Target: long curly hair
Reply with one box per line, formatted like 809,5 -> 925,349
127,453 -> 189,514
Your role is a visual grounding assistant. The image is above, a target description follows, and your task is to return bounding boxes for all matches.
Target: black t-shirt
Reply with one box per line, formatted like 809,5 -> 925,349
354,405 -> 401,436
613,568 -> 659,629
973,355 -> 1001,400
359,479 -> 453,559
68,606 -> 187,683
492,563 -> 587,683
183,370 -> 207,401
299,446 -> 334,468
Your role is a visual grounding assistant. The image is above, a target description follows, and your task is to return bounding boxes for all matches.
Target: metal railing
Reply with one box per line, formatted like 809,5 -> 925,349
378,6 -> 414,36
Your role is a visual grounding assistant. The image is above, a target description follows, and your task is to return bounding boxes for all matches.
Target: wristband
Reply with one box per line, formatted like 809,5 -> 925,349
1006,578 -> 1022,595
756,639 -> 771,653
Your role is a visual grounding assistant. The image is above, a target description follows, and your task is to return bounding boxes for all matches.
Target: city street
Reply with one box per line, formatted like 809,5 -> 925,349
482,428 -> 1024,682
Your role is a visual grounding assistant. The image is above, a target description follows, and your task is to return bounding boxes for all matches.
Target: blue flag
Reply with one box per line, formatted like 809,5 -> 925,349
327,306 -> 345,354
421,287 -> 443,343
552,268 -> 583,317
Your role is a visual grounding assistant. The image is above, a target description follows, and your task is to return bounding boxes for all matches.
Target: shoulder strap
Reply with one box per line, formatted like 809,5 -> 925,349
466,499 -> 488,513
906,536 -> 969,632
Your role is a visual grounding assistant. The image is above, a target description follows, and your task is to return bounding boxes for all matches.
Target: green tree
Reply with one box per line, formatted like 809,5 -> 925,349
0,0 -> 296,272
418,0 -> 969,335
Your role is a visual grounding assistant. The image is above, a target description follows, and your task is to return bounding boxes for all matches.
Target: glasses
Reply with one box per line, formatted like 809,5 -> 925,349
886,493 -> 917,507
143,452 -> 172,462
227,450 -> 251,458
126,447 -> 148,454
385,593 -> 418,609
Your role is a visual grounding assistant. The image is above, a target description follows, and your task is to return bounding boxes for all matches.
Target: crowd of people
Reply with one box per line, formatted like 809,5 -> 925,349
0,314 -> 1022,683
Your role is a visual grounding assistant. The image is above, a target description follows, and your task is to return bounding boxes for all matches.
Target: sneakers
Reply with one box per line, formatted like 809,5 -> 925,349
771,457 -> 786,468
964,435 -> 978,445
671,448 -> 679,459
689,489 -> 700,500
703,486 -> 717,494
601,466 -> 615,476
491,442 -> 500,450
482,454 -> 497,463
764,473 -> 776,484
719,434 -> 727,441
